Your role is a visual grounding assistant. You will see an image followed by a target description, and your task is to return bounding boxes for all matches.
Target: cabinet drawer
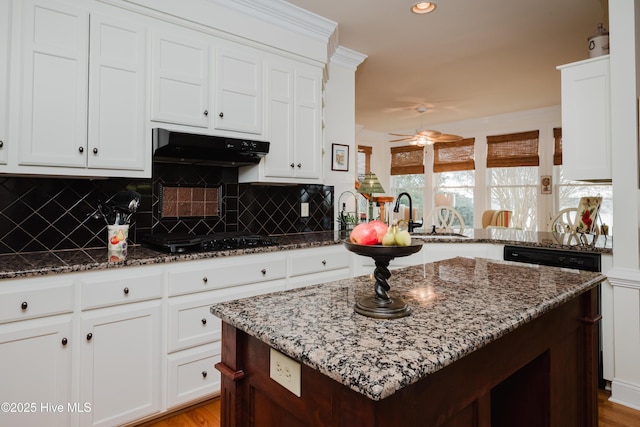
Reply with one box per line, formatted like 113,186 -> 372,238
0,278 -> 74,323
167,343 -> 221,408
168,280 -> 287,352
289,247 -> 350,277
80,270 -> 163,310
168,255 -> 286,296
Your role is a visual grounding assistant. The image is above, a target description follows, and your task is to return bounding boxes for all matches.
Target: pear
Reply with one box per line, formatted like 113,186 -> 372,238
381,228 -> 396,246
394,229 -> 412,246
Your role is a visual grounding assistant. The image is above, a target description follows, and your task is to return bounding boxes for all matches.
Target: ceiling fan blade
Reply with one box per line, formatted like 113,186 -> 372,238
429,134 -> 464,143
389,137 -> 413,142
389,133 -> 414,137
417,129 -> 442,138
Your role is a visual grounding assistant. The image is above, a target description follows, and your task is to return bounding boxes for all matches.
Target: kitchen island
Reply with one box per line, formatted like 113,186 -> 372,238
211,256 -> 606,426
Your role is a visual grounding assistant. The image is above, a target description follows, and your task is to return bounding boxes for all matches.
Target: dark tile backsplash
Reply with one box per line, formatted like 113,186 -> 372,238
0,163 -> 334,254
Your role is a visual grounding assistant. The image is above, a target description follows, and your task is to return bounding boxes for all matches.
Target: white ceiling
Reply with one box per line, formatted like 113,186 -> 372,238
285,0 -> 607,135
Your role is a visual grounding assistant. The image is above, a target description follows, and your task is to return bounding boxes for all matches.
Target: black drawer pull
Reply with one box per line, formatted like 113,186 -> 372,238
201,318 -> 207,325
86,333 -> 93,341
203,277 -> 208,284
21,301 -> 28,310
202,371 -> 207,378
261,269 -> 266,275
322,260 -> 327,265
61,337 -> 68,346
123,287 -> 129,295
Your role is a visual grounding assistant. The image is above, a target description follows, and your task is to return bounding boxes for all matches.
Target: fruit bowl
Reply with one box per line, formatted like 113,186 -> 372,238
344,240 -> 423,319
343,241 -> 423,258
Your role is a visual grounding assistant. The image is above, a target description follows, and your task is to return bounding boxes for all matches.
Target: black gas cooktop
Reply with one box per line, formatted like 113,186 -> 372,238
142,232 -> 277,254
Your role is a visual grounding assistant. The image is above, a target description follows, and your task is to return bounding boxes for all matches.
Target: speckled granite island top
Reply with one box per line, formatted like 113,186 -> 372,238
210,256 -> 606,401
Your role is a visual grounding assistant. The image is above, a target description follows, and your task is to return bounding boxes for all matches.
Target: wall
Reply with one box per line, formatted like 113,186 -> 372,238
605,0 -> 640,411
0,165 -> 333,254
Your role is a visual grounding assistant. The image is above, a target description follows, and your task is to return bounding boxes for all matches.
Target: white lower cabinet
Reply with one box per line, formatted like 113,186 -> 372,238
79,300 -> 162,427
0,315 -> 73,427
287,245 -> 352,289
167,343 -> 220,408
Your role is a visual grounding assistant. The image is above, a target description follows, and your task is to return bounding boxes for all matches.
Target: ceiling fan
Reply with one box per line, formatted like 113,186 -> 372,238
389,107 -> 464,146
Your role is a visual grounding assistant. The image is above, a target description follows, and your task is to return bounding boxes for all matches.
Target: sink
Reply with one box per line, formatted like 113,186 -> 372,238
412,233 -> 469,239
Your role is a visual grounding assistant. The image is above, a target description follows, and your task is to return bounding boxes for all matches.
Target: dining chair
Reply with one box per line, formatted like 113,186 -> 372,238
481,209 -> 512,228
427,206 -> 465,234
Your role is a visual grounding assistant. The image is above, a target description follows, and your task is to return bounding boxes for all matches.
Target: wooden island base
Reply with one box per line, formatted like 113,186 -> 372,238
216,288 -> 600,427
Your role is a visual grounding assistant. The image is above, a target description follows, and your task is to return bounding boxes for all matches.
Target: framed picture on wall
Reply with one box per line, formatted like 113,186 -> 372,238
331,144 -> 349,171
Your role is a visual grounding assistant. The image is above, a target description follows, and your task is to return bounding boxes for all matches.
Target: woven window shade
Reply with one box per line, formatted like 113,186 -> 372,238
553,127 -> 562,166
433,138 -> 475,173
390,146 -> 425,175
358,145 -> 372,176
486,130 -> 540,168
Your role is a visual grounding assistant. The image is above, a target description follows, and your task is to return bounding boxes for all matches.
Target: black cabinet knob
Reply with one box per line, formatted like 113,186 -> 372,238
78,146 -> 84,153
21,301 -> 28,310
297,163 -> 302,168
123,287 -> 129,295
0,140 -> 3,148
61,338 -> 68,346
203,277 -> 208,283
219,112 -> 224,118
204,110 -> 208,116
92,147 -> 98,154
322,260 -> 327,265
86,333 -> 93,341
261,269 -> 266,275
202,371 -> 207,378
201,318 -> 207,325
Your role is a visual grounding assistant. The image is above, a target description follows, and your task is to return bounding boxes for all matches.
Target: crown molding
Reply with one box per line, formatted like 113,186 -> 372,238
330,46 -> 368,70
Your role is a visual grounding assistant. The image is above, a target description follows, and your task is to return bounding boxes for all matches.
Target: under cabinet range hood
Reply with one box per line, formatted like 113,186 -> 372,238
152,128 -> 269,166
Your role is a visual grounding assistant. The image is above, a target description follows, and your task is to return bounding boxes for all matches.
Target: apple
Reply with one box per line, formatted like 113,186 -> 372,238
349,223 -> 379,245
368,220 -> 389,244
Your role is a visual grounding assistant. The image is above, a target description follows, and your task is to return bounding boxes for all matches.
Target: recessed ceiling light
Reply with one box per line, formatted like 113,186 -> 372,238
411,2 -> 436,15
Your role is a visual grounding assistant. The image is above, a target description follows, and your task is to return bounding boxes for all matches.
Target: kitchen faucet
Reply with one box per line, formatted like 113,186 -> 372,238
393,192 -> 422,232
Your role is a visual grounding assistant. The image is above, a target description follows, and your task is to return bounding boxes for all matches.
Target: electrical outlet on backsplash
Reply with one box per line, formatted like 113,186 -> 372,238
0,166 -> 334,254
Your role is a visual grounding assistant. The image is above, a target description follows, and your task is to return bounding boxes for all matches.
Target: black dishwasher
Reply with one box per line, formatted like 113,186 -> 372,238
503,244 -> 605,388
503,245 -> 601,272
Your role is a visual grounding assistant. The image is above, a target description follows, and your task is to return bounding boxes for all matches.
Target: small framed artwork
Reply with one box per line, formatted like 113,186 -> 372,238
331,143 -> 349,171
541,175 -> 552,194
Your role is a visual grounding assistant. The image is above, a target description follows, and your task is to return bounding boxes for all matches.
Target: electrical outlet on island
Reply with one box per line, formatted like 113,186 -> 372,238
269,348 -> 301,396
301,202 -> 309,217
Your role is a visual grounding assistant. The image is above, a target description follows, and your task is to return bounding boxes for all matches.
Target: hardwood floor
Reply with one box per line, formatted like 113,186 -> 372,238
142,390 -> 639,426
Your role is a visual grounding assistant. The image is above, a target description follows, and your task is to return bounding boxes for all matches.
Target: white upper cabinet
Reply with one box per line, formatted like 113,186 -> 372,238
214,46 -> 263,135
240,55 -> 322,183
558,55 -> 611,181
88,14 -> 146,171
19,0 -> 89,168
151,30 -> 210,128
15,0 -> 149,177
0,0 -> 10,165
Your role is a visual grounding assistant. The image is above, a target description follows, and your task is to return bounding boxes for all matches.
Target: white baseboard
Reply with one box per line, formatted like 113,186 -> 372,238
610,378 -> 640,411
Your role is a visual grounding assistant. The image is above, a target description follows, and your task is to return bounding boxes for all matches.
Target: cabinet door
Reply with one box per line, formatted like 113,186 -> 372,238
80,301 -> 162,427
0,0 -> 9,165
19,0 -> 88,167
214,47 -> 263,135
151,30 -> 209,128
87,14 -> 146,171
0,316 -> 73,427
559,56 -> 611,181
264,60 -> 294,177
293,67 -> 322,179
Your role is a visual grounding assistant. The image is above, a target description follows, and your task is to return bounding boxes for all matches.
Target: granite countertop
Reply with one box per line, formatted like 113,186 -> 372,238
0,228 -> 611,280
0,231 -> 340,280
210,256 -> 606,401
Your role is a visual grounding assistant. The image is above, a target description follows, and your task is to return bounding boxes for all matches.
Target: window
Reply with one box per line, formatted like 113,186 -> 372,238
486,131 -> 540,231
553,128 -> 613,233
390,146 -> 425,223
357,145 -> 372,181
433,138 -> 476,227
